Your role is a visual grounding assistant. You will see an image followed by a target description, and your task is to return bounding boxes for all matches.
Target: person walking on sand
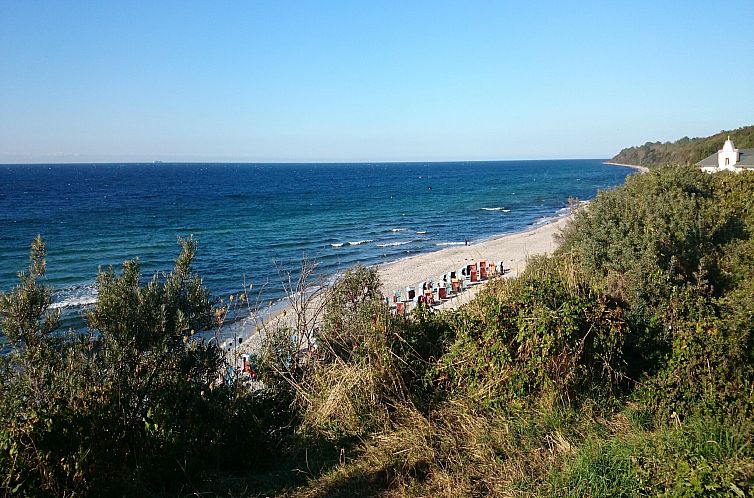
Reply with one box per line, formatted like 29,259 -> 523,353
465,238 -> 469,246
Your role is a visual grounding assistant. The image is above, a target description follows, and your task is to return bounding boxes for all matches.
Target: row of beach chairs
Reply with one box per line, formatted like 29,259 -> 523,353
386,260 -> 508,316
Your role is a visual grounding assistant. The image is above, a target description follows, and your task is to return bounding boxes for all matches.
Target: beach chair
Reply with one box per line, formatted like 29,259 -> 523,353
479,260 -> 487,280
424,281 -> 434,305
486,263 -> 494,278
406,286 -> 416,301
469,263 -> 478,283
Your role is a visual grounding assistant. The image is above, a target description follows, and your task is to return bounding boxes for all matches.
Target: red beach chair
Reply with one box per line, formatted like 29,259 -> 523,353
396,302 -> 405,316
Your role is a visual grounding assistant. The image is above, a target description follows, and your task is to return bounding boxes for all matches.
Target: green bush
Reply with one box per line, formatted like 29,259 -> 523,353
0,237 -> 272,496
432,255 -> 628,410
558,167 -> 754,420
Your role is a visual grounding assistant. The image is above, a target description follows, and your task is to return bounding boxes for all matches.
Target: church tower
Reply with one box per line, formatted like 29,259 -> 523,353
718,136 -> 740,170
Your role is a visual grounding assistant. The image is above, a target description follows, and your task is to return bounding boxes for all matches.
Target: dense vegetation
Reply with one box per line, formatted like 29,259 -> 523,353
2,166 -> 754,496
611,124 -> 754,168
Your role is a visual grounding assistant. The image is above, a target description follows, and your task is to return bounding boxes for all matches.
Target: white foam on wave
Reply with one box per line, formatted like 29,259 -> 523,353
377,241 -> 412,247
436,242 -> 465,246
390,228 -> 406,232
331,239 -> 373,248
482,207 -> 511,212
415,231 -> 428,234
50,285 -> 98,309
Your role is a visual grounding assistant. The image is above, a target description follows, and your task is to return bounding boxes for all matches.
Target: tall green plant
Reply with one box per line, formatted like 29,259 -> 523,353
0,237 -> 264,496
0,236 -> 83,495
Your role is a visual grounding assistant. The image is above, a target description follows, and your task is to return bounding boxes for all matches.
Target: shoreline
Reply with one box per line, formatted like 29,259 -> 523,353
229,213 -> 574,358
378,214 -> 571,298
603,161 -> 649,174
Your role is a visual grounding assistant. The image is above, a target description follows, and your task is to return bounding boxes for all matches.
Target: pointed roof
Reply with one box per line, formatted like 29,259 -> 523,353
698,147 -> 754,169
722,136 -> 736,152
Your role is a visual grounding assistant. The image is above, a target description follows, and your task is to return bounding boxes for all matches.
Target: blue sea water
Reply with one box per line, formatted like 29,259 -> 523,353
0,160 -> 634,326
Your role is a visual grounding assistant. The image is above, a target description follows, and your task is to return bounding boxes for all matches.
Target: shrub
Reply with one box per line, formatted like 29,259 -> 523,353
0,237 -> 269,496
432,255 -> 628,410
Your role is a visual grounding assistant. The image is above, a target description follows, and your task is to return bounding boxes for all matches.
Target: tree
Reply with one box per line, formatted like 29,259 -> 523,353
0,236 -> 254,496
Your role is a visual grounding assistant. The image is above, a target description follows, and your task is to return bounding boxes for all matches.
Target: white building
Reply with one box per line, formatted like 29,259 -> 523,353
698,137 -> 754,173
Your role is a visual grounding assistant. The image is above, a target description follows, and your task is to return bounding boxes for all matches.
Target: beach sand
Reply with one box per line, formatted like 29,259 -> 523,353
227,213 -> 573,360
603,161 -> 650,174
219,163 -> 646,360
379,214 -> 571,309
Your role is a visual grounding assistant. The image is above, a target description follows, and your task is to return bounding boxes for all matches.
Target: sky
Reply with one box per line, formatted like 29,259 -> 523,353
1,0 -> 753,163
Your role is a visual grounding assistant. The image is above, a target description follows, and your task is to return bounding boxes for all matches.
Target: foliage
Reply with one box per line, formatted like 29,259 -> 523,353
4,162 -> 754,496
0,235 -> 60,349
550,416 -> 754,497
611,124 -> 754,168
294,266 -> 406,439
318,265 -> 386,363
0,237 -> 268,497
431,255 -> 628,409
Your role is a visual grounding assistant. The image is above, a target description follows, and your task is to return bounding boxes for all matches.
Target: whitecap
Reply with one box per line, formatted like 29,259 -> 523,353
390,228 -> 406,232
50,285 -> 98,309
330,242 -> 344,248
348,239 -> 372,246
377,241 -> 412,247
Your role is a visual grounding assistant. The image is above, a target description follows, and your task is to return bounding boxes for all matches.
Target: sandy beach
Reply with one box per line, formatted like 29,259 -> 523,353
337,213 -> 571,308
221,160 -> 649,359
227,214 -> 573,359
378,214 -> 571,308
603,161 -> 650,174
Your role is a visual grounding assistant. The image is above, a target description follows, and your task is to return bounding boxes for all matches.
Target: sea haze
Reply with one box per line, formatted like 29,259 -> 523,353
0,160 -> 634,324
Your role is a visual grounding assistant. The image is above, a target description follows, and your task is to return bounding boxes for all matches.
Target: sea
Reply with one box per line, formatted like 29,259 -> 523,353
0,160 -> 634,331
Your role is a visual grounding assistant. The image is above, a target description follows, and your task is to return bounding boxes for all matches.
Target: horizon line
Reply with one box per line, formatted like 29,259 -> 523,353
0,156 -> 611,166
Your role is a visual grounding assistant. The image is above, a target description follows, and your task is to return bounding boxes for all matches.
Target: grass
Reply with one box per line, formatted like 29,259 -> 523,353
549,416 -> 754,498
232,403 -> 752,498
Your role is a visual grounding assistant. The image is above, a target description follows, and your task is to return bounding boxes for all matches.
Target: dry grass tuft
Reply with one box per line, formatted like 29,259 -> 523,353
299,361 -> 395,439
285,400 -> 582,497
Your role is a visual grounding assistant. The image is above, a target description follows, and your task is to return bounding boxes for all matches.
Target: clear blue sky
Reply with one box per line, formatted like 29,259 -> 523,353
1,0 -> 753,163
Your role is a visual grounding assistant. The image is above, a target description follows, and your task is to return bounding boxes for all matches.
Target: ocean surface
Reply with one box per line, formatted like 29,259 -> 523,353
0,160 -> 634,328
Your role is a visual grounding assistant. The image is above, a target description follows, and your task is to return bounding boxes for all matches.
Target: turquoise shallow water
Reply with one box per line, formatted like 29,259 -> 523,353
0,160 -> 634,326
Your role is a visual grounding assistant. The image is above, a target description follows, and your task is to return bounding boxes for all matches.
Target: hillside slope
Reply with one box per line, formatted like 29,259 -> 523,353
611,124 -> 754,168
